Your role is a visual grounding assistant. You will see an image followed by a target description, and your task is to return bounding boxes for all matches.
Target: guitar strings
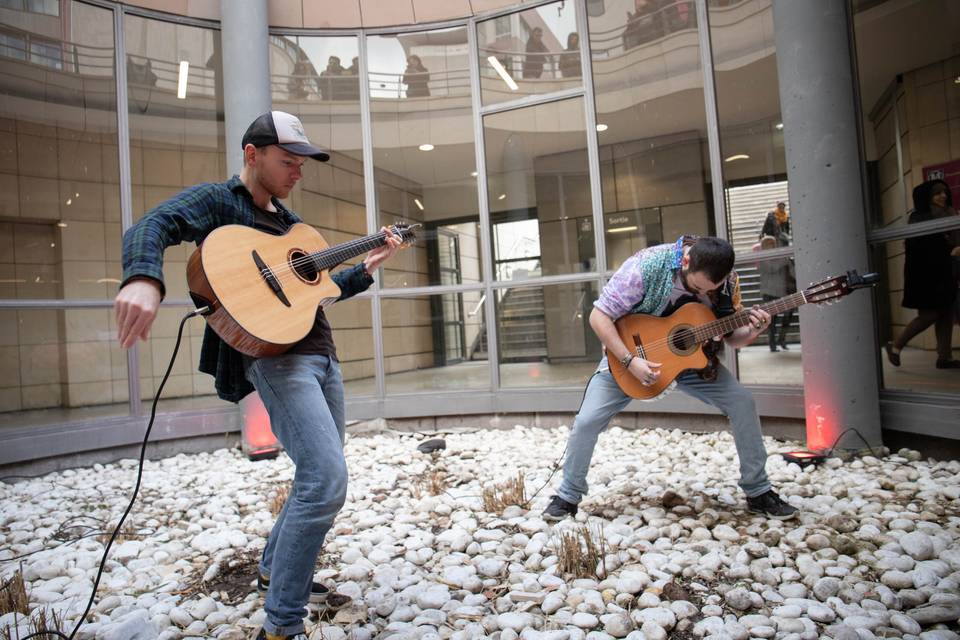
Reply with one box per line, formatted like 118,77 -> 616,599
198,227 -> 412,320
255,228 -> 407,288
616,292 -> 810,360
265,231 -> 391,280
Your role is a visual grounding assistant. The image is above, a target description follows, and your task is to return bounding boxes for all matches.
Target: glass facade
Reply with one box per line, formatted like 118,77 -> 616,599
0,0 -> 957,444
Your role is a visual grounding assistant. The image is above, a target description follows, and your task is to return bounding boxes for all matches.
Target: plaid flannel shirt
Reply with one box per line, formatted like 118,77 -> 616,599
121,176 -> 373,402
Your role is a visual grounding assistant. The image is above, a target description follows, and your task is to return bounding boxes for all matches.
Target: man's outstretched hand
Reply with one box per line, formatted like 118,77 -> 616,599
115,279 -> 162,349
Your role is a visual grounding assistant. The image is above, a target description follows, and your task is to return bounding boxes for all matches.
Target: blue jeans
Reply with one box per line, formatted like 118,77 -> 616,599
244,354 -> 347,637
556,357 -> 771,504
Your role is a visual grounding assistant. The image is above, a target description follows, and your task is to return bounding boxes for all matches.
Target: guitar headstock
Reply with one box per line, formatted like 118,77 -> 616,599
388,222 -> 420,248
804,270 -> 879,306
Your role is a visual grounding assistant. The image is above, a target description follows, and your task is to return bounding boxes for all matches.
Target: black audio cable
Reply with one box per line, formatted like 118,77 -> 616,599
15,306 -> 208,640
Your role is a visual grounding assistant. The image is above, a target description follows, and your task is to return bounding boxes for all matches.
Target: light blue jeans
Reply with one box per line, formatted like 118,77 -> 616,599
556,357 -> 771,504
244,354 -> 347,637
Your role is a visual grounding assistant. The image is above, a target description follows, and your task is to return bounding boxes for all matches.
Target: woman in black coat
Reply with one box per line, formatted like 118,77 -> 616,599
885,179 -> 960,369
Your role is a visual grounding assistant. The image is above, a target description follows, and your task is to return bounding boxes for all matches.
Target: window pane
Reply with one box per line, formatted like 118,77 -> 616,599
733,251 -> 803,387
124,13 -> 224,413
325,297 -> 375,399
588,0 -> 712,269
368,27 -> 480,289
496,281 -> 601,388
477,0 -> 582,106
0,1 -> 128,422
854,0 -> 960,231
382,293 -> 488,394
708,0 -> 790,257
874,237 -> 960,395
273,36 -> 368,284
484,98 -> 595,282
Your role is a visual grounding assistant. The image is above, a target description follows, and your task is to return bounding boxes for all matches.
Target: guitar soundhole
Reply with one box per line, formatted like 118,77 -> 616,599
670,327 -> 697,354
289,250 -> 319,283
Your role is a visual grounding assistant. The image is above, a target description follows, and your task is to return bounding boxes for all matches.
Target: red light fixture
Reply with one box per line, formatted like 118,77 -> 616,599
781,451 -> 826,468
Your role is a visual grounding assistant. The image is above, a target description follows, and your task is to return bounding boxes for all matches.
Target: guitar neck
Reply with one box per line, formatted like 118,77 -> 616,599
310,231 -> 392,271
694,291 -> 807,343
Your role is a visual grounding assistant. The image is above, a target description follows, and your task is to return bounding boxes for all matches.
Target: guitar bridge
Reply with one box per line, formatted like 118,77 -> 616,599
252,249 -> 291,307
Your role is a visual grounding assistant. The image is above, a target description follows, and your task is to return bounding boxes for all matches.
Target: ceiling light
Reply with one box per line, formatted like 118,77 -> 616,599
724,154 -> 750,162
418,143 -> 434,151
487,56 -> 519,91
498,193 -> 506,200
56,221 -> 67,228
596,124 -> 608,132
471,171 -> 478,177
775,122 -> 784,130
177,61 -> 189,99
607,225 -> 638,234
414,198 -> 424,210
65,198 -> 72,206
954,76 -> 960,84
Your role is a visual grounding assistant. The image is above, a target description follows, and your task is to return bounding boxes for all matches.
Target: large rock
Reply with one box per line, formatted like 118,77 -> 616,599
907,602 -> 960,626
96,611 -> 158,640
900,532 -> 936,561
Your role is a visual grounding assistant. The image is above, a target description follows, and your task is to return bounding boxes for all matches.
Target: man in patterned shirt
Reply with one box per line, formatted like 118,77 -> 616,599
115,111 -> 401,640
543,236 -> 798,521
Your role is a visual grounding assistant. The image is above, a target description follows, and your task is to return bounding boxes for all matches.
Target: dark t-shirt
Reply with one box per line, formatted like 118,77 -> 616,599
660,271 -> 712,317
252,207 -> 340,359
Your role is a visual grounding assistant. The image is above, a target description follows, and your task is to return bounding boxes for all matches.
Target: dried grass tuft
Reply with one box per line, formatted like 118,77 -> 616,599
27,607 -> 65,640
0,571 -> 28,615
482,470 -> 527,513
554,523 -> 607,579
0,574 -> 66,640
412,469 -> 449,498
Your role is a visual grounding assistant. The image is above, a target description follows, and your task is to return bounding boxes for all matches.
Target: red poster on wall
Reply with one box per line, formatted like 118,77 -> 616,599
923,158 -> 960,205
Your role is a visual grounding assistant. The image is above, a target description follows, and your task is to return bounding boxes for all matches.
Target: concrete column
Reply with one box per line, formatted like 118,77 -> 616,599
220,0 -> 271,176
771,0 -> 882,451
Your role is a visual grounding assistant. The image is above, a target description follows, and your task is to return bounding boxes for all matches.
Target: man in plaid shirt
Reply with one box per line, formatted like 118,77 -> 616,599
115,111 -> 400,640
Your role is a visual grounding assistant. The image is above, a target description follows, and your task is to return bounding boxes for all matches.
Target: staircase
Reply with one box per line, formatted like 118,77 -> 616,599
726,180 -> 799,344
470,287 -> 548,362
727,180 -> 789,256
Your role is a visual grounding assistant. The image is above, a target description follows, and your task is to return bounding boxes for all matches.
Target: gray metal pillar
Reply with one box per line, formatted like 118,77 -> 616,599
220,0 -> 271,176
772,0 -> 881,451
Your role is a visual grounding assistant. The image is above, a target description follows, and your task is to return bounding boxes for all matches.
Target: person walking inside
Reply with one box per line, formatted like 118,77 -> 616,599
885,179 -> 960,369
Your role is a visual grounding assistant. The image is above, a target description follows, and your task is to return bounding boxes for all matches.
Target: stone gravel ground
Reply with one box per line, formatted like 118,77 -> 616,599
1,424 -> 959,640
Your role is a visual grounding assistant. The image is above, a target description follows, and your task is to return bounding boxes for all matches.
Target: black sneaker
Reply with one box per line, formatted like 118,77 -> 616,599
255,630 -> 308,640
543,495 -> 578,521
747,489 -> 798,520
257,573 -> 329,603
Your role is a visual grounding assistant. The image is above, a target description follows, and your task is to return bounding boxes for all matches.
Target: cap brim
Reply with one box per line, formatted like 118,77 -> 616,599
278,141 -> 330,162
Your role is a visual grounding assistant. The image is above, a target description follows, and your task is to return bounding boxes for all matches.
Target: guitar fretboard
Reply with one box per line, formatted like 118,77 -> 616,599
692,291 -> 807,343
309,230 -> 407,271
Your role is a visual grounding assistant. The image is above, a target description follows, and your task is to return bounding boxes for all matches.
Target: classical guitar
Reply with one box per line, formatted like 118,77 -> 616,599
609,270 -> 879,400
186,222 -> 417,357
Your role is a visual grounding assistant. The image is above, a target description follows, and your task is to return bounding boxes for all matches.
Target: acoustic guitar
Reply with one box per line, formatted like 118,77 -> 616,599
609,270 -> 879,400
186,222 -> 417,357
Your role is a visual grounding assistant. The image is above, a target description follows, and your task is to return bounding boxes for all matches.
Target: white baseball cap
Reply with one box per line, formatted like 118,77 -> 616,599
241,110 -> 330,161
